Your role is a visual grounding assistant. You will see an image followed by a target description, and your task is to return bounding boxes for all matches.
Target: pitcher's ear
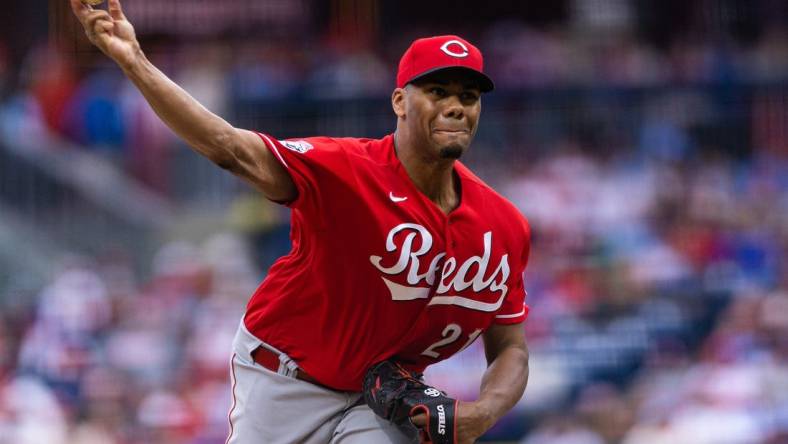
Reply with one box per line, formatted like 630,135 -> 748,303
392,88 -> 406,118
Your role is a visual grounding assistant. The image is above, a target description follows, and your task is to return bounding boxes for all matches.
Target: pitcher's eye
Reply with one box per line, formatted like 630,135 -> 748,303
461,92 -> 479,102
429,87 -> 448,97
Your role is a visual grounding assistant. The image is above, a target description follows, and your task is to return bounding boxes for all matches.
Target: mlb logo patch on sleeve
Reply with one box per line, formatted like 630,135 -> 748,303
280,140 -> 314,153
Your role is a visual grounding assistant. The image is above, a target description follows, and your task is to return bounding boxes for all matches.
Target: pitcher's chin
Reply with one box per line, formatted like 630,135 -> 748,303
439,145 -> 464,159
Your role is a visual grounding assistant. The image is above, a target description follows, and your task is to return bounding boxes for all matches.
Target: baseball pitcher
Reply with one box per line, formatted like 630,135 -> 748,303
71,1 -> 531,442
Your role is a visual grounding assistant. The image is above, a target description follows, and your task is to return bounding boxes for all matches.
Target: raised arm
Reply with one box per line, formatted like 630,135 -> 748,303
69,0 -> 296,202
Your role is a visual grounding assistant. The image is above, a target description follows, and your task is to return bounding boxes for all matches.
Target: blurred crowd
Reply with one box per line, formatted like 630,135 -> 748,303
1,8 -> 788,444
0,235 -> 257,443
510,147 -> 788,444
2,17 -> 788,192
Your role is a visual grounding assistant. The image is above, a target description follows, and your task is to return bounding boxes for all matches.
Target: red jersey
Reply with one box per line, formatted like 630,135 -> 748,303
244,133 -> 530,391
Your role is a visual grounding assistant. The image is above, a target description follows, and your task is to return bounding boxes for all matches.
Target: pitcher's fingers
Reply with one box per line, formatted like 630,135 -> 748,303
108,0 -> 126,20
85,10 -> 112,31
410,413 -> 427,428
94,18 -> 114,36
70,0 -> 93,21
93,23 -> 114,48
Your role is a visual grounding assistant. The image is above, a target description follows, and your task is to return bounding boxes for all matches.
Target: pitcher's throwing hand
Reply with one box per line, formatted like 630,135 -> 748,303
70,0 -> 140,69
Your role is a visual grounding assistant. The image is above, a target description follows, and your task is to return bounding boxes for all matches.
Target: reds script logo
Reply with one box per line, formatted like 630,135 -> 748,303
370,223 -> 509,312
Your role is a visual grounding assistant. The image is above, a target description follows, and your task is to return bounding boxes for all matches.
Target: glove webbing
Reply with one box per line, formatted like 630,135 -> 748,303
363,361 -> 457,444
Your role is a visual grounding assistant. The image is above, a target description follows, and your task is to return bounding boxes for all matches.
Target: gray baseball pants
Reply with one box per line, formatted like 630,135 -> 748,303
226,322 -> 416,444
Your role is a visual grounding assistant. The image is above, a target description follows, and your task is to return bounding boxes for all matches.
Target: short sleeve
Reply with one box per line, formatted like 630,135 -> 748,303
255,133 -> 350,215
494,215 -> 531,325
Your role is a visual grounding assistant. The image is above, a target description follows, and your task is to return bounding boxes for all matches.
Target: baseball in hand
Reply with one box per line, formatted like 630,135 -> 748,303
81,0 -> 105,5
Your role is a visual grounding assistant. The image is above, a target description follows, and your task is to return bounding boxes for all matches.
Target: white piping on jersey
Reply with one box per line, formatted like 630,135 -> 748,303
258,133 -> 289,169
495,304 -> 526,319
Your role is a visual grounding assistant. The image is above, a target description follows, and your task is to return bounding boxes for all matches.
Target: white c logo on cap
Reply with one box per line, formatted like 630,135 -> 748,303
440,40 -> 469,58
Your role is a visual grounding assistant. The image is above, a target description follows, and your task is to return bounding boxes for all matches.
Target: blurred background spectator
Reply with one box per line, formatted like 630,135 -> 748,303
1,0 -> 787,442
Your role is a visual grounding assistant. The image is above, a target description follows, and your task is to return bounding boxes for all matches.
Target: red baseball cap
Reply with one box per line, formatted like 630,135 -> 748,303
396,35 -> 494,92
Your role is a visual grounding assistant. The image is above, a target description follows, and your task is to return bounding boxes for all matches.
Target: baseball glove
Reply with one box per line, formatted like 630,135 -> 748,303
362,360 -> 458,444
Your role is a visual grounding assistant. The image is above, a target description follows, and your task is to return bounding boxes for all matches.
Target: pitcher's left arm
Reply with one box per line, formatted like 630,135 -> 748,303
411,322 -> 529,443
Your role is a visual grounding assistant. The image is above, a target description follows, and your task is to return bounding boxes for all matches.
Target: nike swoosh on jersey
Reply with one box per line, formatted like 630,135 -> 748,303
389,192 -> 408,202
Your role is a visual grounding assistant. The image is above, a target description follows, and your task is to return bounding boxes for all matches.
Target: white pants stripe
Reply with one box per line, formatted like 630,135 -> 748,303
225,352 -> 239,444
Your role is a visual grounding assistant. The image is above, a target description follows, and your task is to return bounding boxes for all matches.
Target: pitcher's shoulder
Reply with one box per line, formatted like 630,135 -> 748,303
459,165 -> 530,235
326,134 -> 395,163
